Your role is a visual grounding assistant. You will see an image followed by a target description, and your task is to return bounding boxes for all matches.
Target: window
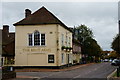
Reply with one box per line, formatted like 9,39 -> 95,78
69,37 -> 71,47
28,34 -> 33,46
34,31 -> 40,46
48,55 -> 54,63
61,53 -> 64,63
28,30 -> 46,46
41,34 -> 45,46
66,36 -> 68,46
61,34 -> 64,46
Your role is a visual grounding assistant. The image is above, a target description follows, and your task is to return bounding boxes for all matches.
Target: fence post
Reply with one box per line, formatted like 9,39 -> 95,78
117,68 -> 119,77
117,66 -> 120,77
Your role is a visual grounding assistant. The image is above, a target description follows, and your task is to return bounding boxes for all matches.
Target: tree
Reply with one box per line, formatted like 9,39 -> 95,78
111,34 -> 120,54
76,24 -> 93,44
83,37 -> 102,60
75,24 -> 102,62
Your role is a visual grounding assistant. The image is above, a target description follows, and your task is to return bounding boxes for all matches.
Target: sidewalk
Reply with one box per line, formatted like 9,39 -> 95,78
15,63 -> 94,72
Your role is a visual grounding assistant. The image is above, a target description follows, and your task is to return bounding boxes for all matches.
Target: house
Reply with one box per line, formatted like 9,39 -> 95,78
13,6 -> 73,68
2,25 -> 15,65
70,28 -> 82,64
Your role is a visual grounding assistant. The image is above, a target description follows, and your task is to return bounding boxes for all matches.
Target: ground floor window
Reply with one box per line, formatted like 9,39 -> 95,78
61,53 -> 64,64
48,55 -> 54,63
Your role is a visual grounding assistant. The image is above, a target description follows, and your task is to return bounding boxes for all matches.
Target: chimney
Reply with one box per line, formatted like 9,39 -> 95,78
3,25 -> 9,37
25,9 -> 31,18
3,25 -> 9,32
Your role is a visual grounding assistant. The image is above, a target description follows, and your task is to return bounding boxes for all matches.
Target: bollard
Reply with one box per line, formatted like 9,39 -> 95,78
117,68 -> 119,77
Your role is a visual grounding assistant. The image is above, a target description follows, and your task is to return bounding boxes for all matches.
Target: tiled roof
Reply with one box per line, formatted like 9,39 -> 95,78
14,6 -> 72,32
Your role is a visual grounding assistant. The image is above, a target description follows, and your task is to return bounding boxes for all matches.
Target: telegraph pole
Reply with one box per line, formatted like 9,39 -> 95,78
117,2 -> 120,77
118,20 -> 120,54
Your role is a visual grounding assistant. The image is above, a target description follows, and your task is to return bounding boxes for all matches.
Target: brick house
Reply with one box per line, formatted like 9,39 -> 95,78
2,25 -> 15,65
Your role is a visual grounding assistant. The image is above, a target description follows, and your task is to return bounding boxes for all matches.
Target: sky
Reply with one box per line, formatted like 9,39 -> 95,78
0,1 -> 119,51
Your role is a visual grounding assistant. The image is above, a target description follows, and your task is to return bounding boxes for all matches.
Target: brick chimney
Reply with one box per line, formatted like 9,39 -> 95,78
2,25 -> 9,38
25,9 -> 31,18
3,25 -> 9,33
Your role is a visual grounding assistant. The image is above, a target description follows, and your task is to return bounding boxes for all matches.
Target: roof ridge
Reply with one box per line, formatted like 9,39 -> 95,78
13,6 -> 72,32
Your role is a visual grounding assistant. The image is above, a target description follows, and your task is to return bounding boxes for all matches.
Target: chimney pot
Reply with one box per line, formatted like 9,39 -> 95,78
3,25 -> 9,37
3,25 -> 9,31
25,9 -> 31,18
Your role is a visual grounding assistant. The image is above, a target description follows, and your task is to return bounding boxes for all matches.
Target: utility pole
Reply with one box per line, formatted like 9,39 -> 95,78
117,1 -> 120,77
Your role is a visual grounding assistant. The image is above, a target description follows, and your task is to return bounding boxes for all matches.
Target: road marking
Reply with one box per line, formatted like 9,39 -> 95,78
17,75 -> 41,79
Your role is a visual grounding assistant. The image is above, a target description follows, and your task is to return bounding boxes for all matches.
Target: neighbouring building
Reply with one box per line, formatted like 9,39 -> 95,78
2,25 -> 15,65
14,6 -> 73,68
70,28 -> 82,64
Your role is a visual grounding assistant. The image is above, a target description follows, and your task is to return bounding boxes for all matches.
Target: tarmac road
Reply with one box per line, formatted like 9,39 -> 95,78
14,62 -> 117,80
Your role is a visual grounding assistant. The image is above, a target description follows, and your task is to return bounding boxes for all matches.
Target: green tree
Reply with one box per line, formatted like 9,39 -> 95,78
75,24 -> 102,62
84,37 -> 102,56
111,34 -> 120,54
76,24 -> 93,44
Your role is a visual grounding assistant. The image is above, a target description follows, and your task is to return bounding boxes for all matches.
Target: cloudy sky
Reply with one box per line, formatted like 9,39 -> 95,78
1,1 -> 119,51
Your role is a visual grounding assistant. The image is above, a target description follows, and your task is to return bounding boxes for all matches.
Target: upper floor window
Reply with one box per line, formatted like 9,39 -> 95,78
41,34 -> 45,46
34,31 -> 40,46
66,36 -> 68,47
28,30 -> 45,46
69,37 -> 71,47
28,34 -> 33,46
61,34 -> 64,46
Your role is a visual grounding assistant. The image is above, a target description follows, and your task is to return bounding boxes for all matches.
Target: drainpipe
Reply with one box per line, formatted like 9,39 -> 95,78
56,24 -> 59,67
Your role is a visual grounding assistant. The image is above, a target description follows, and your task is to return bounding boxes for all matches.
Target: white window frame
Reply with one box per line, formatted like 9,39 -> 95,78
28,33 -> 33,46
28,31 -> 45,46
61,34 -> 64,46
61,53 -> 64,64
41,34 -> 46,46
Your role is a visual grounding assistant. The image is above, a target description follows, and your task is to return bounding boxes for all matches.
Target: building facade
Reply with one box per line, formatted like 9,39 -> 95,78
70,28 -> 82,64
2,25 -> 15,65
14,7 -> 73,68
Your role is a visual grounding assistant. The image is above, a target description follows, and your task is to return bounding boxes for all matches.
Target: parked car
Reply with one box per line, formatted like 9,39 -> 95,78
109,59 -> 113,62
111,59 -> 120,66
104,59 -> 109,62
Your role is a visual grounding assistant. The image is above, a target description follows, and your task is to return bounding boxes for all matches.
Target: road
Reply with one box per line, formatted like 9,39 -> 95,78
15,62 -> 117,80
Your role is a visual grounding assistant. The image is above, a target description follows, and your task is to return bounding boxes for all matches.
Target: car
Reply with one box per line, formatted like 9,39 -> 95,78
104,59 -> 109,62
109,59 -> 113,62
111,59 -> 120,66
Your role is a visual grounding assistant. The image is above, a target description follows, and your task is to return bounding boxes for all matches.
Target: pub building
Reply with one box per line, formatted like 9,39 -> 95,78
14,6 -> 73,68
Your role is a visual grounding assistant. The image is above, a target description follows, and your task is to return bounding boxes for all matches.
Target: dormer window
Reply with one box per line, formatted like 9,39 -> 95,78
28,30 -> 45,46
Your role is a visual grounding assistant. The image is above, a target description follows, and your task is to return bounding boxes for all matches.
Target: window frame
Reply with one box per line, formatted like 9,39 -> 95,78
61,34 -> 64,46
28,31 -> 46,46
41,34 -> 46,46
61,53 -> 64,64
28,33 -> 33,46
34,31 -> 41,46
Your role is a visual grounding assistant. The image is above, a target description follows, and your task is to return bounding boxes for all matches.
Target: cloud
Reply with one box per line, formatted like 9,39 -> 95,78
1,2 -> 118,50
